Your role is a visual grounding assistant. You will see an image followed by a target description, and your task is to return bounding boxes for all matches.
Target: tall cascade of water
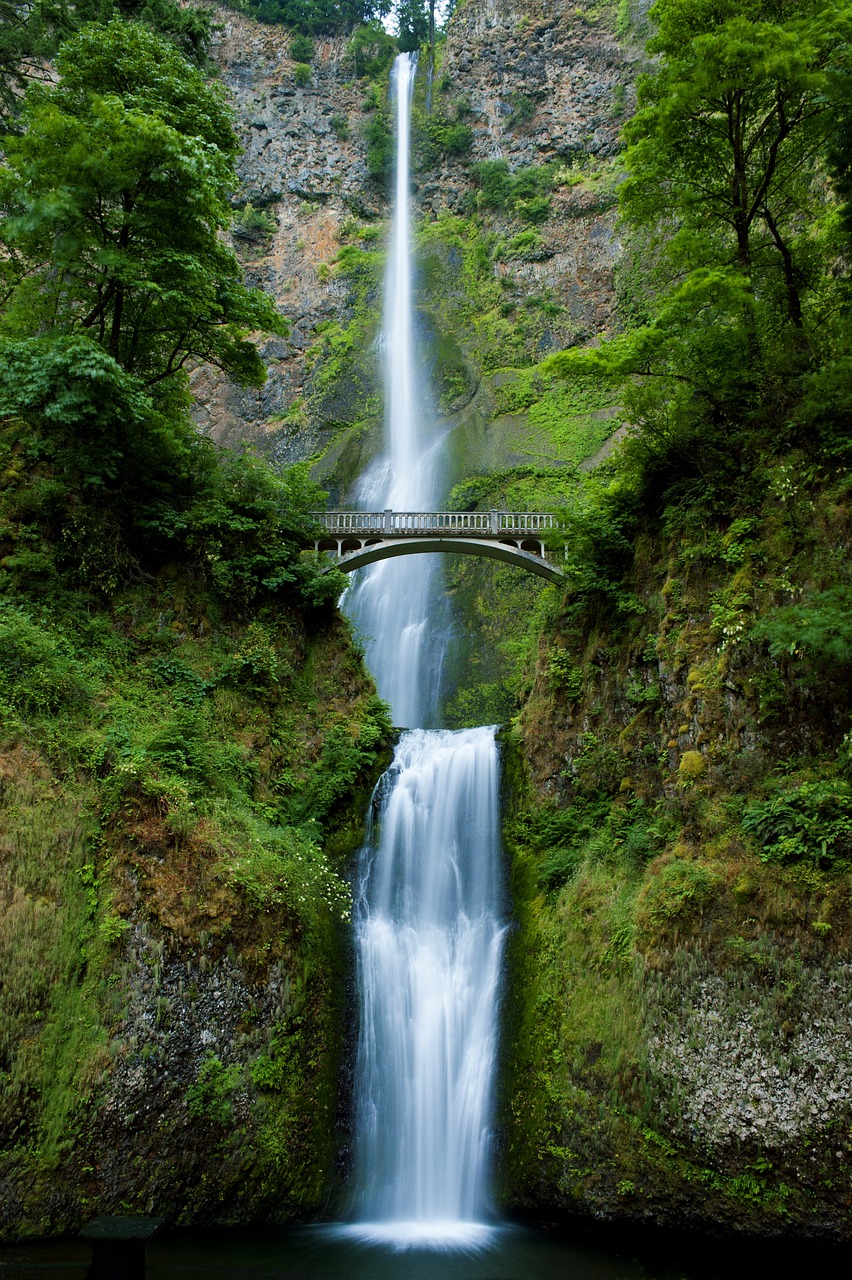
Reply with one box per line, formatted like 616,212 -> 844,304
343,53 -> 448,730
343,52 -> 506,1248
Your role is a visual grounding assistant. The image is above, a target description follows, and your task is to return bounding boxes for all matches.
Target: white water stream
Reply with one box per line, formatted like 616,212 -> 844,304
343,53 -> 448,730
342,53 -> 506,1248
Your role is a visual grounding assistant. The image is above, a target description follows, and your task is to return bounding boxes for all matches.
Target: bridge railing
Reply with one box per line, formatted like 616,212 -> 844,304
312,510 -> 559,536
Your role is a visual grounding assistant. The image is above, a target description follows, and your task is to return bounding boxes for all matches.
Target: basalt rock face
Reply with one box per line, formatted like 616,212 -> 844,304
433,0 -> 629,175
420,0 -> 641,344
192,1 -> 644,474
190,11 -> 384,464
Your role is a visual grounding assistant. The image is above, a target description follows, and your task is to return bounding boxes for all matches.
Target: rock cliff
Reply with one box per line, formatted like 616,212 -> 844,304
192,0 -> 644,485
181,0 -> 852,1243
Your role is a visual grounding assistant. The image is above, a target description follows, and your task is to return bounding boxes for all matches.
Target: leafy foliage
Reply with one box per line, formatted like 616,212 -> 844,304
362,106 -> 394,181
622,0 -> 851,328
186,1054 -> 242,1124
241,0 -> 390,35
539,0 -> 852,631
0,0 -> 213,125
289,32 -> 314,60
470,160 -> 553,224
224,820 -> 352,923
395,0 -> 429,52
0,22 -> 283,389
348,21 -> 396,79
751,586 -> 852,672
0,21 -> 335,610
0,602 -> 91,715
743,777 -> 852,868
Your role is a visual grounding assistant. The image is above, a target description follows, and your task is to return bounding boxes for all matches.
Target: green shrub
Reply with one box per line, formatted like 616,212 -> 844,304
348,22 -> 396,80
293,62 -> 311,86
507,93 -> 537,128
548,648 -> 583,698
224,820 -> 352,923
443,681 -> 515,729
743,777 -> 852,868
751,586 -> 852,672
499,229 -> 546,260
0,605 -> 90,716
363,111 -> 394,182
282,695 -> 392,832
471,160 -> 553,220
233,202 -> 277,244
289,33 -> 314,61
423,116 -> 473,161
513,194 -> 551,225
330,113 -> 349,140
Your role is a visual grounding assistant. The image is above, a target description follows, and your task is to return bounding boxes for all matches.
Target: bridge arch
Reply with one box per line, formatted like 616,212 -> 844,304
330,537 -> 562,583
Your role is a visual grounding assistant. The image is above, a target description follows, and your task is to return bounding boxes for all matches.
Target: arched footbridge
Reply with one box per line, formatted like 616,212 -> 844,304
312,510 -> 563,583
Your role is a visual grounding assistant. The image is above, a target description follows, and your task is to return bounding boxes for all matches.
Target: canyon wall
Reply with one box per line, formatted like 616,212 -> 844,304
187,0 -> 852,1240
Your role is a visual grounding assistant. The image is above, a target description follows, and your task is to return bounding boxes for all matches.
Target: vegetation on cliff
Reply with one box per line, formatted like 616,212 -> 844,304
3,0 -> 852,1243
494,0 -> 852,1238
188,0 -> 852,1236
0,18 -> 392,1235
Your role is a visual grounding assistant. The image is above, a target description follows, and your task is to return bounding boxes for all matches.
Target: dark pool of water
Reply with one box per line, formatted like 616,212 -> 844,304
1,1220 -> 849,1280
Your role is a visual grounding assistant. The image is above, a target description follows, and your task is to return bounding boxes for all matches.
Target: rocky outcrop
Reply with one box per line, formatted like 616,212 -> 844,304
192,1 -> 645,469
422,0 -> 639,189
190,10 -> 385,461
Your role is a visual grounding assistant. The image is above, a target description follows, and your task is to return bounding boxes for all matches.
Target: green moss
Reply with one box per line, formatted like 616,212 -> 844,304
0,575 -> 391,1234
678,749 -> 707,782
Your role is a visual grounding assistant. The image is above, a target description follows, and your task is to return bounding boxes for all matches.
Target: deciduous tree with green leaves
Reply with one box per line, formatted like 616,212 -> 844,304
549,0 -> 852,461
622,0 -> 852,334
0,21 -> 340,608
0,0 -> 213,126
0,20 -> 283,388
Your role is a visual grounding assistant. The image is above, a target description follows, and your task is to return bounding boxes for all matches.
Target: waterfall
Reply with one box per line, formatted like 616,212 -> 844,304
343,52 -> 448,729
343,53 -> 506,1249
350,728 -> 506,1245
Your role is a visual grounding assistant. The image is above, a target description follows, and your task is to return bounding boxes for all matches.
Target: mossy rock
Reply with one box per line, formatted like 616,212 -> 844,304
678,749 -> 707,782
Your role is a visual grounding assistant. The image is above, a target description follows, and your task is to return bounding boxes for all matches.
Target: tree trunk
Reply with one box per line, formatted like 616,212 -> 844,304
761,204 -> 805,330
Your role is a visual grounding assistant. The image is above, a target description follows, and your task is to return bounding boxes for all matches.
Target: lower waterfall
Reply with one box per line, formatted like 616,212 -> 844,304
348,727 -> 506,1245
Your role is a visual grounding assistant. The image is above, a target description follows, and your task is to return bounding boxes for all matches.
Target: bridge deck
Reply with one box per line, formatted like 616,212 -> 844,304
313,510 -> 557,537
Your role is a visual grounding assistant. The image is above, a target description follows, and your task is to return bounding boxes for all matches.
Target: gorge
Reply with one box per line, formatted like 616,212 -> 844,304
1,0 -> 852,1266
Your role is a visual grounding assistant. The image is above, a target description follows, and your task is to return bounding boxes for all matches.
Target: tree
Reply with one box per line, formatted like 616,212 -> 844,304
621,0 -> 852,334
0,19 -> 339,606
394,0 -> 429,52
0,0 -> 212,126
0,2 -> 49,122
0,20 -> 283,388
547,1 -> 852,505
245,0 -> 391,35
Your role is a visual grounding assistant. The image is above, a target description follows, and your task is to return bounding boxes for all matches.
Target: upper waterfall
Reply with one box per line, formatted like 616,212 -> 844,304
342,52 -> 450,729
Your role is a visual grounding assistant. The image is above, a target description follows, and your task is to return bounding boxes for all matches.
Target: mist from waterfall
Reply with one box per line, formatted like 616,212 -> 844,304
343,52 -> 506,1250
